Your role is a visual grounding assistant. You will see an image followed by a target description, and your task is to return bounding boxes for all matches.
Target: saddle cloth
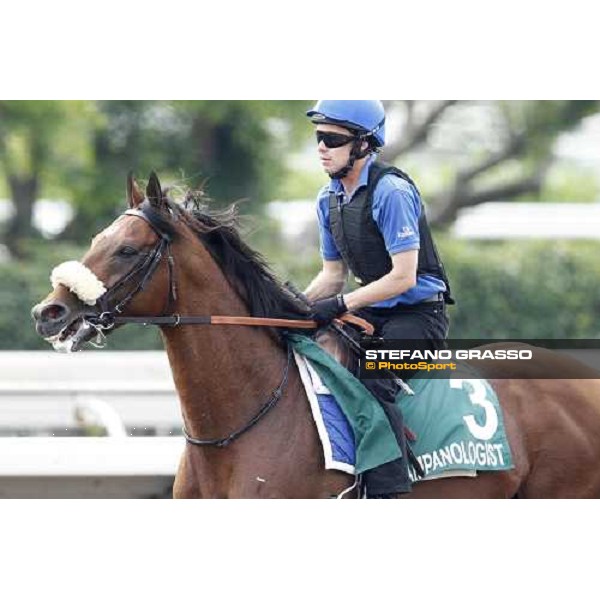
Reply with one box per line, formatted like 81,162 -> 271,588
291,340 -> 514,482
293,350 -> 356,474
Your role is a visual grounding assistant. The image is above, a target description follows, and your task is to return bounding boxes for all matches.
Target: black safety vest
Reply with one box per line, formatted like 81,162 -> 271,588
328,161 -> 455,304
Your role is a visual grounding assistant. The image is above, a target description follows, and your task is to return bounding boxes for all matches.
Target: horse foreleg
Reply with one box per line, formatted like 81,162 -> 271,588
172,450 -> 203,499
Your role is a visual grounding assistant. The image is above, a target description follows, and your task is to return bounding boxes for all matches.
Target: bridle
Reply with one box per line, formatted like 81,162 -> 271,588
85,202 -> 373,449
89,203 -> 295,449
91,204 -> 327,332
89,204 -> 374,335
94,206 -> 178,327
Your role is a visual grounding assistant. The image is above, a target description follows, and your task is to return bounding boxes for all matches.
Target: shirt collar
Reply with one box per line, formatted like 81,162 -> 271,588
328,154 -> 376,197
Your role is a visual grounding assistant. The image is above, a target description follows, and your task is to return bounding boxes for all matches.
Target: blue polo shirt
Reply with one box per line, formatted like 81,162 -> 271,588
316,156 -> 446,307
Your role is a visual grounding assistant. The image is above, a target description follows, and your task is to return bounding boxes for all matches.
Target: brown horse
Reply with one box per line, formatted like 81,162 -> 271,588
32,173 -> 600,498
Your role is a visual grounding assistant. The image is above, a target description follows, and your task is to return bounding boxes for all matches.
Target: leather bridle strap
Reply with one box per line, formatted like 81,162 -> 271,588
95,207 -> 175,318
97,238 -> 169,315
89,204 -> 376,449
102,313 -> 374,335
91,204 -> 376,338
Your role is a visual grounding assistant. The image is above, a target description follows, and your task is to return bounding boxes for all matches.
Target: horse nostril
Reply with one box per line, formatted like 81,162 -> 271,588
38,302 -> 69,324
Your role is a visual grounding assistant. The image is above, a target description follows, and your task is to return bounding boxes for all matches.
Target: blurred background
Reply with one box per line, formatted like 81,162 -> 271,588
1,100 -> 599,496
3,100 -> 600,346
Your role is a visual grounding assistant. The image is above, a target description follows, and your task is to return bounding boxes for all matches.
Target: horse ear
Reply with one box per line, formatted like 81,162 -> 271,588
126,172 -> 144,208
146,172 -> 164,208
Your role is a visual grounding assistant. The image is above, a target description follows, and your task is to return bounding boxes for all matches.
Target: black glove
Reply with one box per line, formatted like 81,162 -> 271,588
311,294 -> 347,326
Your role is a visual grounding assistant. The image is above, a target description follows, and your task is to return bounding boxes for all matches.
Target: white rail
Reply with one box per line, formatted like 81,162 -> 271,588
0,437 -> 185,498
0,351 -> 182,431
0,353 -> 187,497
0,436 -> 184,476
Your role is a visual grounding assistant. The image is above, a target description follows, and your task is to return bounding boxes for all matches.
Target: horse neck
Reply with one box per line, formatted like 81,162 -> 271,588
159,240 -> 290,441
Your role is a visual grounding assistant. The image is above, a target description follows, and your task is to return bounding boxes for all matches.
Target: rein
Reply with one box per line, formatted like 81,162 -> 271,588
99,313 -> 370,331
86,204 -> 372,449
91,206 -> 373,334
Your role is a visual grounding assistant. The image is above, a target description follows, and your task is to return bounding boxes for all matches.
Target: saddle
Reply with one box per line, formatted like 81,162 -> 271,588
313,320 -> 424,477
281,281 -> 371,371
314,326 -> 360,373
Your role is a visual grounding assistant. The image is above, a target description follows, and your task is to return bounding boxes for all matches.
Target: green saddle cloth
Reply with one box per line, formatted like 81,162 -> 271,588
287,333 -> 400,473
398,364 -> 514,480
286,333 -> 513,480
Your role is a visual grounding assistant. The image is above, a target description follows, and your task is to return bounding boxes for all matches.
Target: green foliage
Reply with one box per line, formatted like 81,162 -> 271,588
56,100 -> 313,243
0,100 -> 97,196
438,237 -> 600,338
274,166 -> 326,201
0,100 -> 312,248
256,233 -> 600,340
248,218 -> 322,287
499,101 -> 599,158
2,100 -> 599,252
387,101 -> 600,214
3,235 -> 600,350
541,164 -> 599,203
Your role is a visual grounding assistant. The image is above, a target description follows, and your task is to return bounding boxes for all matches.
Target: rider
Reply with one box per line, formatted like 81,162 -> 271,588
304,100 -> 454,497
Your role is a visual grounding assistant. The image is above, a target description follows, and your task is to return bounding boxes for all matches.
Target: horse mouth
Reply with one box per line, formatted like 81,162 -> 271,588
45,317 -> 98,353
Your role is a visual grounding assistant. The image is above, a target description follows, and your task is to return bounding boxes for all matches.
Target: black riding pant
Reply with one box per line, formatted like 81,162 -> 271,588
356,301 -> 449,497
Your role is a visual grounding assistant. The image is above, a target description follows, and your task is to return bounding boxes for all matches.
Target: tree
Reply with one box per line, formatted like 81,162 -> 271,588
381,101 -> 600,226
0,101 -> 310,251
61,100 -> 310,243
0,101 -> 96,257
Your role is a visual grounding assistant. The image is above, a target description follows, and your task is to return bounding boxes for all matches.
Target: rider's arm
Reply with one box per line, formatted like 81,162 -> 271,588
342,250 -> 417,311
304,259 -> 348,301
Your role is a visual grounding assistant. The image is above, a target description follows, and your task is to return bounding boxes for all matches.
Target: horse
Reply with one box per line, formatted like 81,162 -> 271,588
31,173 -> 600,498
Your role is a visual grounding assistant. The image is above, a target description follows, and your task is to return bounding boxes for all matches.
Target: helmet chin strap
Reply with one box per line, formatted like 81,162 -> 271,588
328,135 -> 372,180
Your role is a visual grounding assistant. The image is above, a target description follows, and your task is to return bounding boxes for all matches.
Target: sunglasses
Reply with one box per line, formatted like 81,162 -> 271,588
316,131 -> 356,148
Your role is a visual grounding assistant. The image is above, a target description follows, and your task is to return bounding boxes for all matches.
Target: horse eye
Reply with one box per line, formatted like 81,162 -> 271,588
117,246 -> 139,257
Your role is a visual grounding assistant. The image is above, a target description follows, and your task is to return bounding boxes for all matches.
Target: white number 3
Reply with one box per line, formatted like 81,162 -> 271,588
450,379 -> 499,441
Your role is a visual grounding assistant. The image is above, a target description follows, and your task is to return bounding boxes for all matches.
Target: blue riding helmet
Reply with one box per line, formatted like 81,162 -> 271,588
306,100 -> 386,147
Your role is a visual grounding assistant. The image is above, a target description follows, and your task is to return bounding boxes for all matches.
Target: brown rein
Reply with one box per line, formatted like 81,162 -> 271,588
104,312 -> 374,335
92,206 -> 375,336
211,313 -> 375,335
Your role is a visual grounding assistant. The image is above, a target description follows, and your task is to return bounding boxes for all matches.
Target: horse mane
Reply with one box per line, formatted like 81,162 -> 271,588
142,195 -> 311,320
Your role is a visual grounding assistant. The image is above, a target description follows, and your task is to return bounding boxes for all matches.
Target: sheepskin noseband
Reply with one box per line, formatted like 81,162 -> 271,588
50,261 -> 107,306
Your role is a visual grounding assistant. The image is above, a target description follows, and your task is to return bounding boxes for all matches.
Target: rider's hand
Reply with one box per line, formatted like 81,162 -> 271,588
311,294 -> 348,326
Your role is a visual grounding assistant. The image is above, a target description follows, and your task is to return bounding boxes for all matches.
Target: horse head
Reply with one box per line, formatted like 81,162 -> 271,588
32,171 -> 310,353
31,172 -> 176,352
